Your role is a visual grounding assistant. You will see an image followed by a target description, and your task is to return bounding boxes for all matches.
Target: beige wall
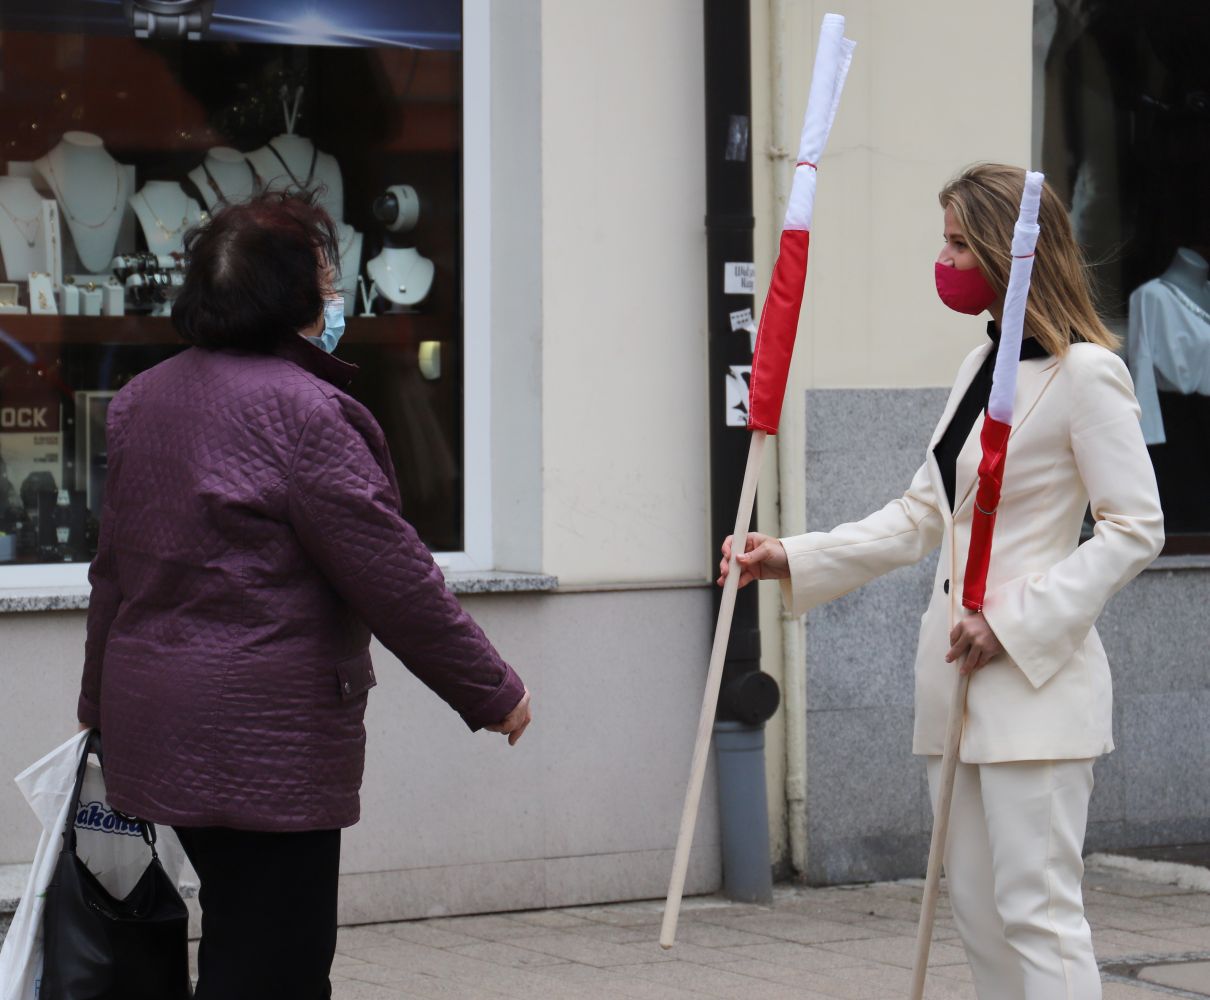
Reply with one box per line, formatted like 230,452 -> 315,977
539,0 -> 710,587
751,0 -> 1032,394
747,0 -> 1033,870
0,593 -> 723,919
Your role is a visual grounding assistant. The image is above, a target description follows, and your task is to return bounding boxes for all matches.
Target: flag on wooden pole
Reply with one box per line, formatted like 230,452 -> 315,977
660,13 -> 854,951
961,171 -> 1044,611
746,14 -> 854,434
910,170 -> 1047,1000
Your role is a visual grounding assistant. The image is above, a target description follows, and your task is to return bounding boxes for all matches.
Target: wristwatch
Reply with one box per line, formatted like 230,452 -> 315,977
122,0 -> 214,41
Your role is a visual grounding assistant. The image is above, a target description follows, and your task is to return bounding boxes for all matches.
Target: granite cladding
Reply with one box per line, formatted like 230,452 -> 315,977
798,387 -> 1210,885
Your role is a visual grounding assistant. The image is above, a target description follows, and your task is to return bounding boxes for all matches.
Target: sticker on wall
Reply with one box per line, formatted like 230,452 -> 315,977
724,262 -> 755,295
730,307 -> 758,352
725,365 -> 752,426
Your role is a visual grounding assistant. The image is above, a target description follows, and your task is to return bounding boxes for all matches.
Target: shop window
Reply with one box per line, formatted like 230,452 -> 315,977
0,1 -> 475,577
1034,0 -> 1210,554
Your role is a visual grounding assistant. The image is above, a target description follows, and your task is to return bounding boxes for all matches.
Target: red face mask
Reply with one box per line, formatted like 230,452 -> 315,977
935,261 -> 996,315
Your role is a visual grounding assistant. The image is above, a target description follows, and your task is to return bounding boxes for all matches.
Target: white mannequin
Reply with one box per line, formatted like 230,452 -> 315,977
130,181 -> 205,256
334,222 -> 363,317
1159,247 -> 1210,313
0,177 -> 52,282
34,132 -> 133,275
366,247 -> 434,308
187,147 -> 259,210
246,134 -> 343,222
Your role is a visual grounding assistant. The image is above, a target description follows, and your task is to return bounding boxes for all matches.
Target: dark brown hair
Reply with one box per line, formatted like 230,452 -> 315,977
172,189 -> 339,353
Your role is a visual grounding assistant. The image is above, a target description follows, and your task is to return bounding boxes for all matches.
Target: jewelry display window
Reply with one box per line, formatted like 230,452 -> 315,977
1035,0 -> 1210,553
0,2 -> 467,569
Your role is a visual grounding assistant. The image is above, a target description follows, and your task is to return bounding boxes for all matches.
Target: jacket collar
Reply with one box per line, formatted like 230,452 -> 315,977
274,335 -> 359,392
925,340 -> 1061,525
949,357 -> 1061,518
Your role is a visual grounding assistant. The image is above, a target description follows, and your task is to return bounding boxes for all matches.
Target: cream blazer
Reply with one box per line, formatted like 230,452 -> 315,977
780,342 -> 1164,763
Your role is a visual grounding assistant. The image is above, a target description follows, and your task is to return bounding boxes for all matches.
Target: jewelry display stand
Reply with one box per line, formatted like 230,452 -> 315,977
247,134 -> 343,222
61,275 -> 125,316
33,131 -> 133,274
357,276 -> 376,317
0,177 -> 54,283
27,272 -> 57,315
187,146 -> 259,210
366,247 -> 435,309
0,281 -> 27,314
130,181 -> 205,256
335,222 -> 363,317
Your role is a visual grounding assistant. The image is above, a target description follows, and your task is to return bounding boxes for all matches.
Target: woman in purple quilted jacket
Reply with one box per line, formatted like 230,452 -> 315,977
77,191 -> 531,999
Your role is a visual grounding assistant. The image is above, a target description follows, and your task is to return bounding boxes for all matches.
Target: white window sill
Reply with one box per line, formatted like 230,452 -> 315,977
0,570 -> 557,614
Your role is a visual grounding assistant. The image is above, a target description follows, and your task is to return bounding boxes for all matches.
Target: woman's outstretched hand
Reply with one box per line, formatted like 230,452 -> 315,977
717,532 -> 789,588
946,613 -> 1004,675
485,687 -> 532,746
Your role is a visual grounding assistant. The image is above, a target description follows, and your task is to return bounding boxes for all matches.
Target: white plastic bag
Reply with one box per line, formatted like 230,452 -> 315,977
0,732 -> 186,1000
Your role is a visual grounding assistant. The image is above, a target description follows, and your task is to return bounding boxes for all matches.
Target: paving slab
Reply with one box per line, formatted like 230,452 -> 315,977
184,865 -> 1210,998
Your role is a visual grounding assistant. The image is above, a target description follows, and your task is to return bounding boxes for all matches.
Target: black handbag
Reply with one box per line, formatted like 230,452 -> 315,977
40,731 -> 192,1000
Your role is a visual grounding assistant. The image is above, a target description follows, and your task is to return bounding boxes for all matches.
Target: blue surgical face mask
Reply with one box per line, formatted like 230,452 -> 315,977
308,298 -> 347,353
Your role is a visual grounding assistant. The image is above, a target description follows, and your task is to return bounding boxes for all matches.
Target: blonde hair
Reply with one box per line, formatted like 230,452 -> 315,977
938,163 -> 1118,355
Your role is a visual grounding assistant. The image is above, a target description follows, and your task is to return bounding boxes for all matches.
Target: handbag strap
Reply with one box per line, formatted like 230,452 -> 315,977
63,730 -> 160,862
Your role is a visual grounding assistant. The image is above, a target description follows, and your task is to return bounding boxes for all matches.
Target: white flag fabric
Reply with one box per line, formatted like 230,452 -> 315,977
988,171 -> 1045,423
783,13 -> 855,232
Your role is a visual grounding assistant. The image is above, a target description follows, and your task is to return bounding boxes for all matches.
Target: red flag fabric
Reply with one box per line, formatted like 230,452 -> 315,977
962,415 -> 1010,611
744,15 -> 853,436
747,229 -> 810,434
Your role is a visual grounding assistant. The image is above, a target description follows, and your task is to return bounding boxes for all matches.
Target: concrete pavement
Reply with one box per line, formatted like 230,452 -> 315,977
298,859 -> 1210,999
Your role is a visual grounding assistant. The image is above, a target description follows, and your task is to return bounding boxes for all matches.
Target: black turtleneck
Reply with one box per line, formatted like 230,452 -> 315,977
932,322 -> 1051,510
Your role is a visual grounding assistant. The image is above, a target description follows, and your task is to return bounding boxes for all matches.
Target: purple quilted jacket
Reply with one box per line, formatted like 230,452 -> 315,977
77,339 -> 524,831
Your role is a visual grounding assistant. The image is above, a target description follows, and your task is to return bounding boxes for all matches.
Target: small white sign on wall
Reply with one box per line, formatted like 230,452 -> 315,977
724,262 -> 756,295
725,365 -> 752,426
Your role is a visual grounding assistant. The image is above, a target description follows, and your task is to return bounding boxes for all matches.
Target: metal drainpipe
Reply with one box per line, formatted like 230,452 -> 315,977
767,0 -> 809,879
704,0 -> 781,904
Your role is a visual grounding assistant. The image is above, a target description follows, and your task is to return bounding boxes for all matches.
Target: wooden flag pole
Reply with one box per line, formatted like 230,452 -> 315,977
909,668 -> 971,999
660,429 -> 767,950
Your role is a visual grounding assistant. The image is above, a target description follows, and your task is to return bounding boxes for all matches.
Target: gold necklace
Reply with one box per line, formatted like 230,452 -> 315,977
139,190 -> 190,240
44,151 -> 122,230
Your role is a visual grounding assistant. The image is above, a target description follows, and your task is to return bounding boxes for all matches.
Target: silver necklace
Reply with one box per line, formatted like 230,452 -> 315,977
44,151 -> 122,230
0,197 -> 40,247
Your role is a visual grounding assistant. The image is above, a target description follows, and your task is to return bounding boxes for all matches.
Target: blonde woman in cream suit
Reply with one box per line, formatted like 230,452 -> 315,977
722,165 -> 1163,1000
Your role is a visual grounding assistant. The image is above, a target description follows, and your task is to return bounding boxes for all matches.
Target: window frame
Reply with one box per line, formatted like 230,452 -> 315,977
0,0 -> 493,590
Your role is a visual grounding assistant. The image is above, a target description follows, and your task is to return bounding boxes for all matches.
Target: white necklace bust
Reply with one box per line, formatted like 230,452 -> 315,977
366,246 -> 435,308
246,133 -> 344,223
187,147 -> 259,210
0,176 -> 52,281
130,181 -> 205,256
34,131 -> 133,274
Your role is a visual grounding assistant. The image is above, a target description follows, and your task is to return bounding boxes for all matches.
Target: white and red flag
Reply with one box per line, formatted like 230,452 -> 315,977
747,13 -> 854,434
660,13 -> 854,950
962,171 -> 1044,611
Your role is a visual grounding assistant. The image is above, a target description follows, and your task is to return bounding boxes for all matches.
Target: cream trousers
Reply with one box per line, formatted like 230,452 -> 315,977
926,756 -> 1100,1000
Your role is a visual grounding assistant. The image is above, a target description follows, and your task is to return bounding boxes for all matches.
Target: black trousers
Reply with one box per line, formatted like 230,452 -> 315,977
174,826 -> 341,1000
